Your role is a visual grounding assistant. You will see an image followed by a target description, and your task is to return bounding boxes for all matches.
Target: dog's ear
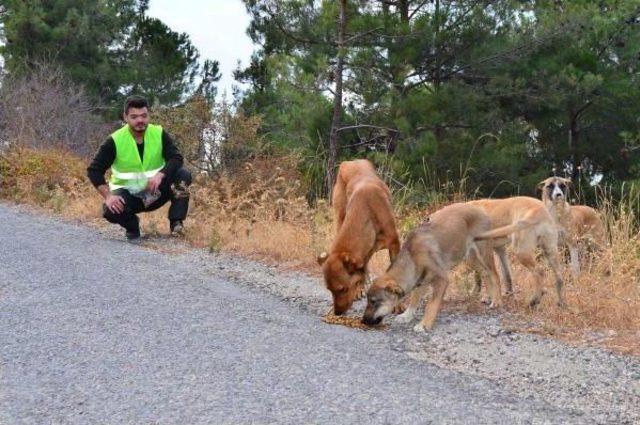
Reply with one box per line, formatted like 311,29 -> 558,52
339,252 -> 364,273
383,279 -> 404,297
560,177 -> 572,186
537,180 -> 547,191
373,278 -> 404,297
317,252 -> 328,266
349,272 -> 365,287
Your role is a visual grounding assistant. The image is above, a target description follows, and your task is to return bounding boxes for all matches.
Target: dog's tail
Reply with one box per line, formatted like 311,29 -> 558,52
475,219 -> 535,240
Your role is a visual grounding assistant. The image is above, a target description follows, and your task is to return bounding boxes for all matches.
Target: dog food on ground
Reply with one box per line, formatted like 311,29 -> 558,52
322,312 -> 387,330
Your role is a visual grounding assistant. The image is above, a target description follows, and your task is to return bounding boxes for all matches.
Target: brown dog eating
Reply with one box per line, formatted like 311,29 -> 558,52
318,159 -> 400,315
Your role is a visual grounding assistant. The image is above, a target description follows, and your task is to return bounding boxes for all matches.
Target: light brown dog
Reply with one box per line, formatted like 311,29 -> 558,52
362,203 -> 503,331
317,159 -> 400,315
468,196 -> 566,308
539,177 -> 606,275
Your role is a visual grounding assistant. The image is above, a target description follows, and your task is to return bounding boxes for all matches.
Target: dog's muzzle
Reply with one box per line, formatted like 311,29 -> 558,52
362,315 -> 382,326
334,306 -> 348,316
551,185 -> 564,200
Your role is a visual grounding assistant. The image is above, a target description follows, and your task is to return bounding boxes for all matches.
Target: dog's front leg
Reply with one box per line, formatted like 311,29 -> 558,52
569,244 -> 580,276
414,277 -> 448,332
396,285 -> 428,324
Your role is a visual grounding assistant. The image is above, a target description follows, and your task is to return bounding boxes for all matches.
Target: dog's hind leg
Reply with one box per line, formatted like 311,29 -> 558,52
495,245 -> 514,295
472,271 -> 482,296
468,249 -> 488,301
541,238 -> 566,308
514,250 -> 546,308
477,246 -> 502,308
469,243 -> 502,308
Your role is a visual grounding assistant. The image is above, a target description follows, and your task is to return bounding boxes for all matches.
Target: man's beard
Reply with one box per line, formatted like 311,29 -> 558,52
133,124 -> 147,132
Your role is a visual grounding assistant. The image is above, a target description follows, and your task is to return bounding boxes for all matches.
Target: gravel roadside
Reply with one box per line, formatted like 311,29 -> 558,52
193,251 -> 640,424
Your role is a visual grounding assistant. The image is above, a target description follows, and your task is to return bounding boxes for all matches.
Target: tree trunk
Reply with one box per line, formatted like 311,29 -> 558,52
433,0 -> 444,145
569,109 -> 580,182
327,0 -> 347,199
398,0 -> 409,22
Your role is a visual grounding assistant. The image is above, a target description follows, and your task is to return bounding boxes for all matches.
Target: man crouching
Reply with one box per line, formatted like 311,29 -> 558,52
87,96 -> 192,242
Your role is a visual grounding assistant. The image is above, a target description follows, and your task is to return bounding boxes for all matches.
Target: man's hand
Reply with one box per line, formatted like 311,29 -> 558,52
146,172 -> 164,193
97,184 -> 124,214
105,194 -> 126,214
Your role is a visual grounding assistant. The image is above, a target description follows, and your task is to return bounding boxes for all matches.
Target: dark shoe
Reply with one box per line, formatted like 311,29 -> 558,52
125,229 -> 141,243
170,220 -> 184,236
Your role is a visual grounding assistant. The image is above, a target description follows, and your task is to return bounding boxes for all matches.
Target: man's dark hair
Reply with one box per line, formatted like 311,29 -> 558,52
124,96 -> 149,115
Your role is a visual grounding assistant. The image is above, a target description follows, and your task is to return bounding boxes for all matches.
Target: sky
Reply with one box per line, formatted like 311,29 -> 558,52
147,0 -> 256,100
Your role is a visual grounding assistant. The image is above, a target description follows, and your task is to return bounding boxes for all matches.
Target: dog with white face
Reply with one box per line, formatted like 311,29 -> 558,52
538,177 -> 606,275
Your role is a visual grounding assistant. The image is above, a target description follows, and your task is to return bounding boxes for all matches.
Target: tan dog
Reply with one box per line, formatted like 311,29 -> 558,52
318,159 -> 400,315
539,177 -> 606,275
362,203 -> 503,332
468,196 -> 566,308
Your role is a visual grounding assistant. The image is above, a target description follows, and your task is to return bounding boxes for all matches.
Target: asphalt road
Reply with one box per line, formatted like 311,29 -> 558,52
0,204 -> 579,424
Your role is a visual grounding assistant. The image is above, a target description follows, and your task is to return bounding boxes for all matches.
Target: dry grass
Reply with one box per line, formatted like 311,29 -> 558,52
0,147 -> 102,219
2,147 -> 638,354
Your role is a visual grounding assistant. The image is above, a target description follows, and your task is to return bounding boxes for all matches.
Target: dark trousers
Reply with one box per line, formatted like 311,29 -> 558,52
102,167 -> 192,233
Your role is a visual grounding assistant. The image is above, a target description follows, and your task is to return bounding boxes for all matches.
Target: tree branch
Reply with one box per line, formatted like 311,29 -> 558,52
574,100 -> 594,120
416,123 -> 475,132
595,7 -> 640,59
337,124 -> 400,133
442,0 -> 485,33
408,0 -> 431,20
439,27 -> 563,81
345,27 -> 384,44
265,8 -> 327,46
